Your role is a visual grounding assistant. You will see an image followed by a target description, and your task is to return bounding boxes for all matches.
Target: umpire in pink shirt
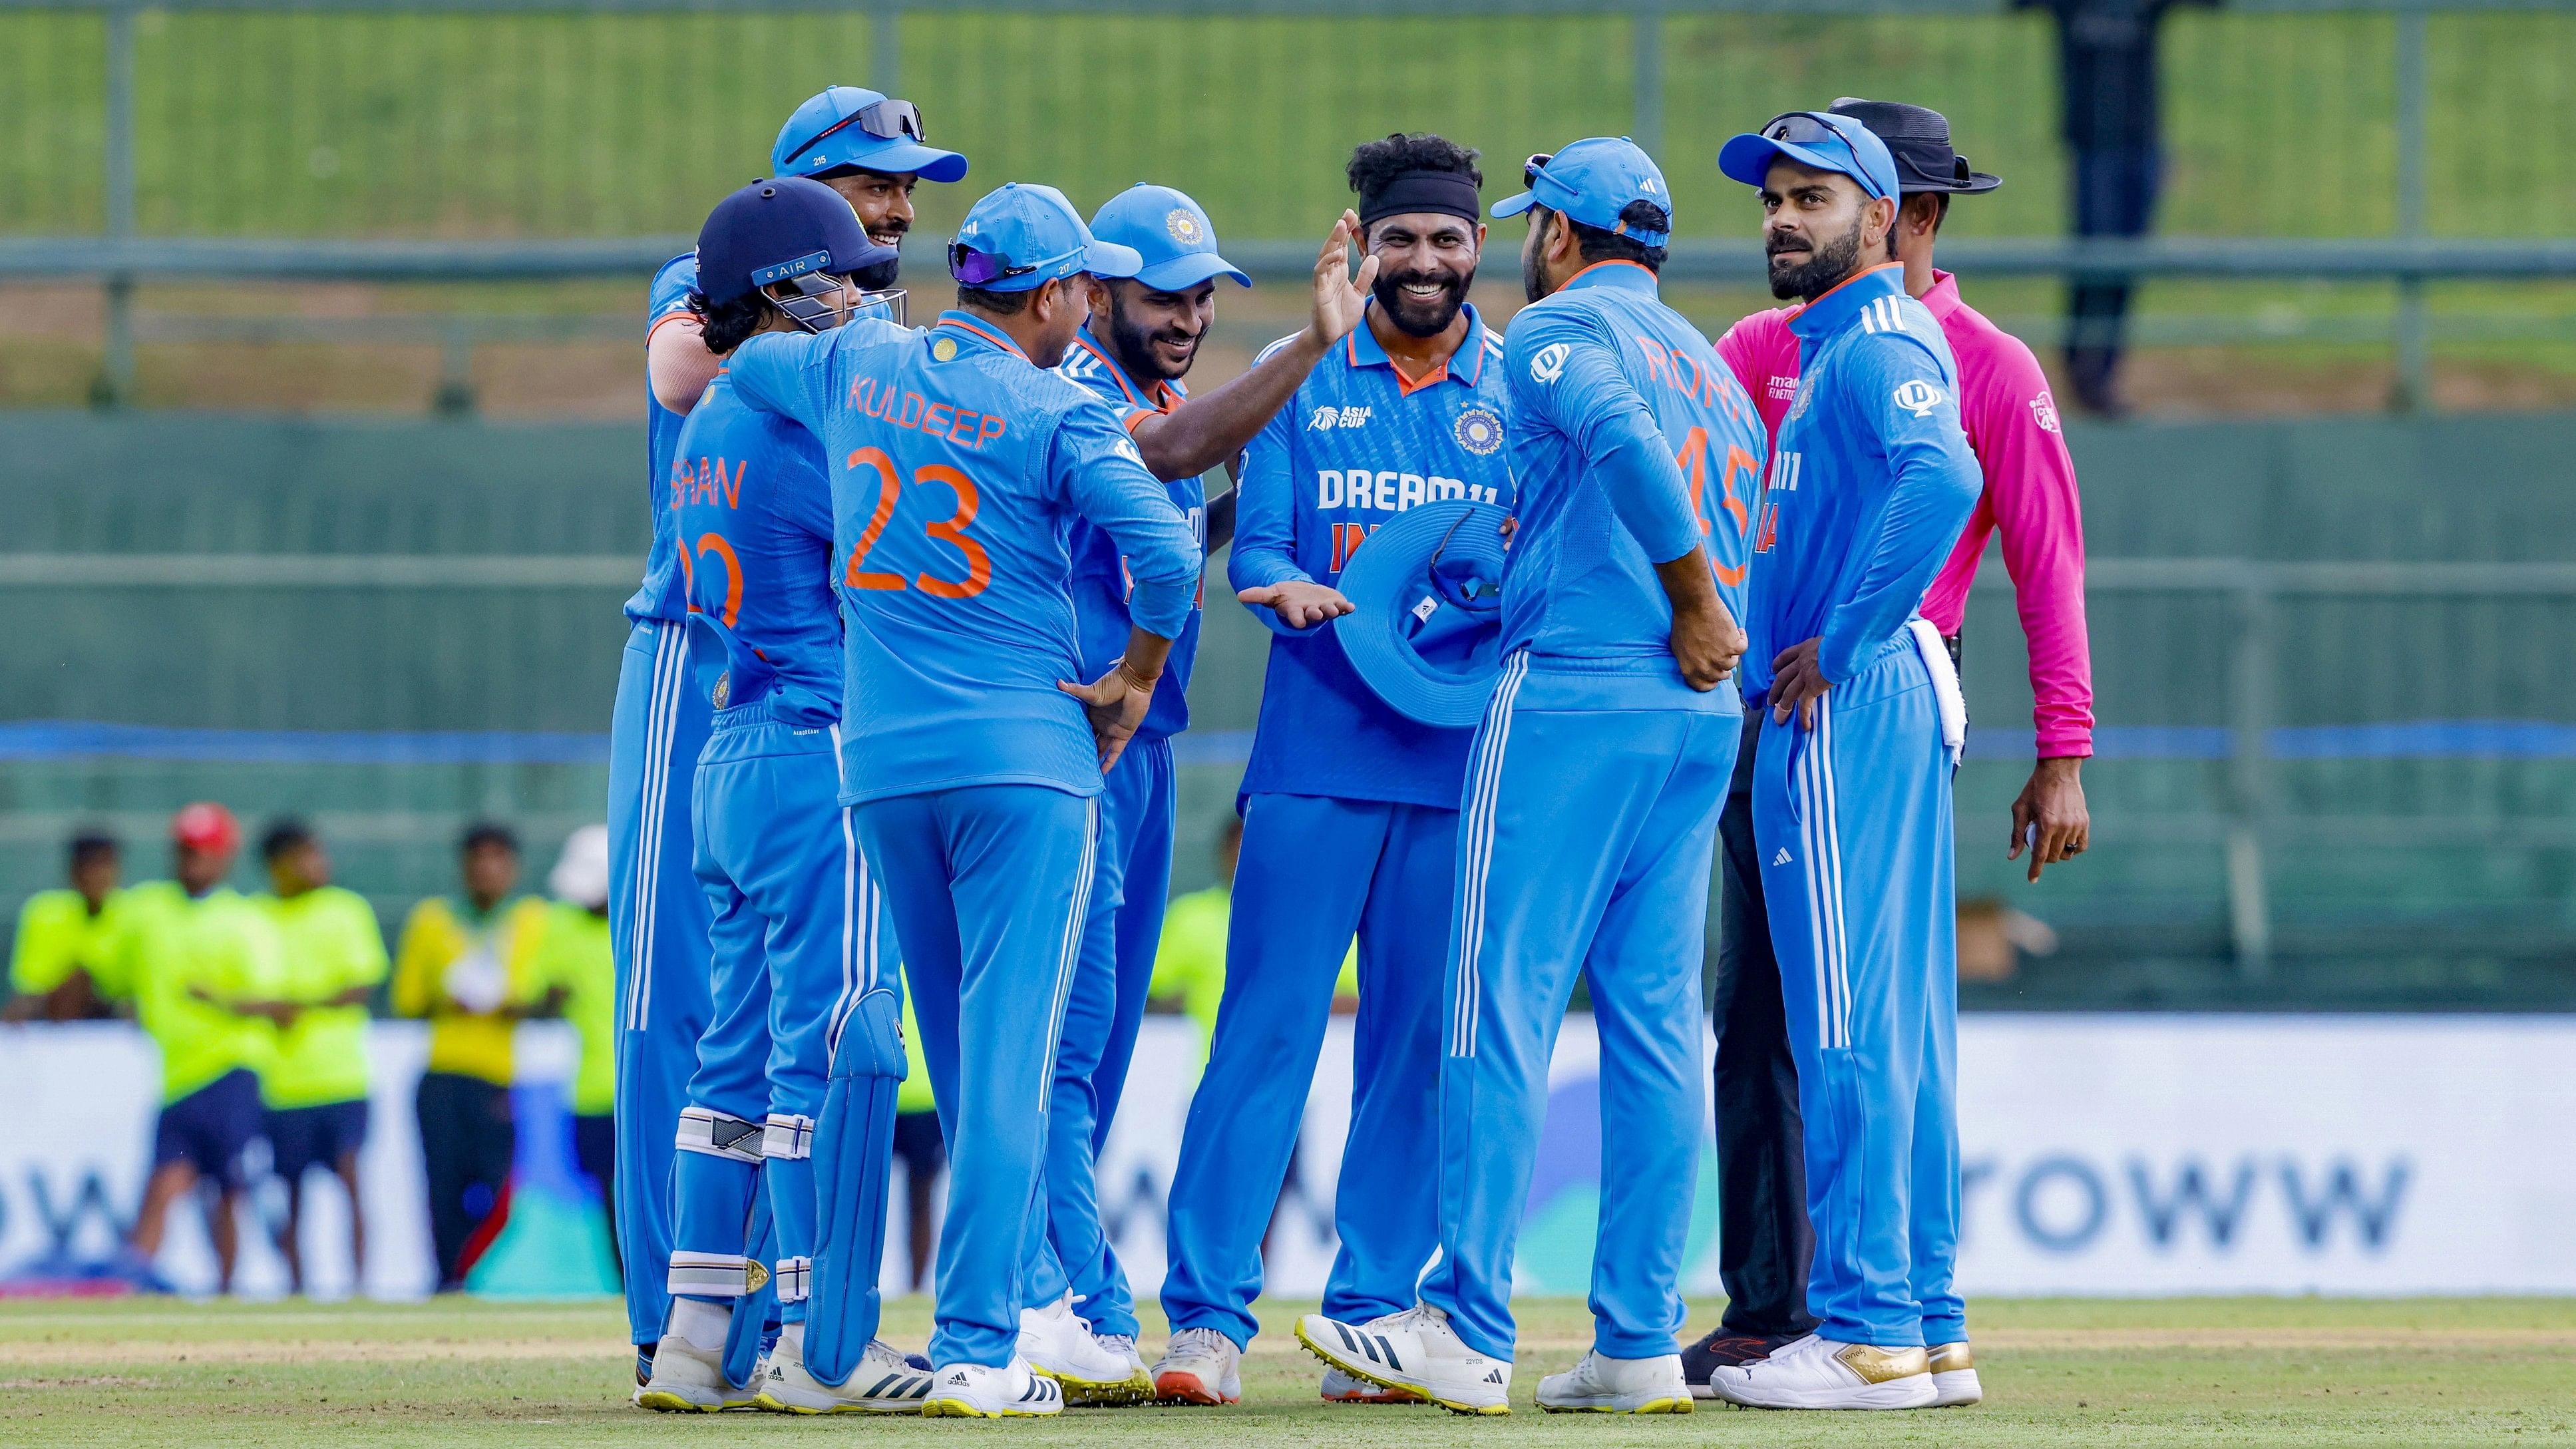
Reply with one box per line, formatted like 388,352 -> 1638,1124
1680,99 -> 2096,1391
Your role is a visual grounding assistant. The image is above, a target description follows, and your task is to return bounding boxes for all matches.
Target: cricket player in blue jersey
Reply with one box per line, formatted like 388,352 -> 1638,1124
1705,112 -> 1982,1412
1031,185 -> 1385,1394
1152,134 -> 1513,1409
1298,137 -> 1760,1416
616,86 -> 964,1380
725,181 -> 1199,1418
634,178 -> 931,1414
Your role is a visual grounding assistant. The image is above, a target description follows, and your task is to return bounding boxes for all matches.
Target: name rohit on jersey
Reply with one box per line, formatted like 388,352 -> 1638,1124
844,375 -> 1009,451
1314,469 -> 1501,511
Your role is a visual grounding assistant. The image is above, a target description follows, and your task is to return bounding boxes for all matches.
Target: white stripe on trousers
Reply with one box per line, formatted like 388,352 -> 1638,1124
1449,652 -> 1530,1060
1795,693 -> 1853,1050
824,723 -> 877,1056
626,621 -> 687,1032
1037,797 -> 1101,1114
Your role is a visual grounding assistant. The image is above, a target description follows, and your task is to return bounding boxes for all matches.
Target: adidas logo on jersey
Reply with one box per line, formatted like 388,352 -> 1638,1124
1773,847 -> 1792,866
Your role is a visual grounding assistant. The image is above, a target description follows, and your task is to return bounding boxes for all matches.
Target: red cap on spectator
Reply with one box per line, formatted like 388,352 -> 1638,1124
171,801 -> 241,855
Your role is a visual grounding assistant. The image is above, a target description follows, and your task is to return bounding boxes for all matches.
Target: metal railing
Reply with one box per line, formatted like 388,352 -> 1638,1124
1,0 -> 2571,407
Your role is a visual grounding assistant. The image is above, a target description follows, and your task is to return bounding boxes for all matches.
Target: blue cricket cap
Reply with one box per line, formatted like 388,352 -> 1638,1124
1086,184 -> 1250,292
1491,136 -> 1672,246
949,183 -> 1142,294
1333,499 -> 1514,729
695,176 -> 896,308
1718,110 -> 1901,203
772,86 -> 969,184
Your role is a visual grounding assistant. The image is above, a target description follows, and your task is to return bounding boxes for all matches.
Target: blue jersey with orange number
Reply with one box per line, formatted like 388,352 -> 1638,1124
727,311 -> 1202,804
1499,260 -> 1766,704
1228,303 -> 1515,807
1056,323 -> 1204,742
668,369 -> 840,727
632,252 -> 700,624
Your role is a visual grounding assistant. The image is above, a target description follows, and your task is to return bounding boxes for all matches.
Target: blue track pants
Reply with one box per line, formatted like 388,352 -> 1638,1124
1024,735 -> 1175,1338
1751,638 -> 1961,1349
1160,791 -> 1454,1350
1420,658 -> 1737,1362
608,618 -> 714,1346
856,784 -> 1097,1368
671,703 -> 894,1354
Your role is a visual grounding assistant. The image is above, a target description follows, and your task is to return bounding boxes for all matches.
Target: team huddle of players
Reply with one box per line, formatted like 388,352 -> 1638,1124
603,84 -> 2017,1418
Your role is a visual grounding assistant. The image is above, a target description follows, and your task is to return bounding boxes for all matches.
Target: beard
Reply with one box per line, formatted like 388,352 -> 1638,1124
1373,263 -> 1474,338
852,255 -> 902,292
1767,216 -> 1866,302
1104,292 -> 1198,384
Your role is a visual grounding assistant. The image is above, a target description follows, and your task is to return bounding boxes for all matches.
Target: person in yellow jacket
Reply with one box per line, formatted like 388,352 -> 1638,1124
391,823 -> 554,1292
536,824 -> 620,1281
5,829 -> 128,1022
1148,816 -> 1358,1079
254,819 -> 389,1296
890,982 -> 942,1294
120,804 -> 289,1295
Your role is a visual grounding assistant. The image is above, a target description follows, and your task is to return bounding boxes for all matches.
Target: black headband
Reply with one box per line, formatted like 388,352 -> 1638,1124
1360,169 -> 1482,227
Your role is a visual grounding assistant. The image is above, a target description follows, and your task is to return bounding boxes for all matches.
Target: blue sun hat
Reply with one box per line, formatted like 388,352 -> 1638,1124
1332,499 -> 1515,728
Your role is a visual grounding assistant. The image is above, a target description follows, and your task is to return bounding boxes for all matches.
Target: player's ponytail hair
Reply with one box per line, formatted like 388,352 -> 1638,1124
689,288 -> 777,356
1557,198 -> 1672,274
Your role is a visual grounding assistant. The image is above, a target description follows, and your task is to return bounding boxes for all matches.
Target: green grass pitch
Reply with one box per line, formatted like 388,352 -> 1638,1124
5,1295 -> 2573,1446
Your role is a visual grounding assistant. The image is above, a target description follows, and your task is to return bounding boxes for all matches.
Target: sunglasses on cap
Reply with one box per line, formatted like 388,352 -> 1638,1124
1523,152 -> 1553,190
782,97 -> 928,168
1757,111 -> 1890,198
948,242 -> 1081,288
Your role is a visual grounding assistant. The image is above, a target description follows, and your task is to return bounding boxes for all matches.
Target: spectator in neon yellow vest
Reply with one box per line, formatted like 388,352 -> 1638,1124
120,804 -> 288,1295
5,830 -> 128,1022
537,824 -> 620,1282
391,823 -> 554,1292
254,819 -> 389,1297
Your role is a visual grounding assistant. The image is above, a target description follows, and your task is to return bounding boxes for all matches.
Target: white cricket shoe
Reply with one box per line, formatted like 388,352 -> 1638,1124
755,1333 -> 936,1414
1150,1325 -> 1242,1405
1706,1333 -> 1937,1410
1320,1364 -> 1426,1404
922,1356 -> 1065,1418
1019,1293 -> 1153,1404
634,1332 -> 761,1412
1296,1304 -> 1511,1416
1928,1341 -> 1983,1406
1537,1350 -> 1695,1414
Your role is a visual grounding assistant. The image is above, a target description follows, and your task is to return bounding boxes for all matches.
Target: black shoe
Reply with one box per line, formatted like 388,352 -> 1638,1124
1680,1328 -> 1801,1397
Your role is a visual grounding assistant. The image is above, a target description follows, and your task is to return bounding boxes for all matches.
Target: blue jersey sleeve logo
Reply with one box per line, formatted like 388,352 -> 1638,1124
1529,342 -> 1570,384
1892,378 -> 1945,418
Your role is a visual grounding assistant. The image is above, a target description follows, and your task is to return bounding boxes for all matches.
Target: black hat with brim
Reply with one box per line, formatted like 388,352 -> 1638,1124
1829,98 -> 2002,196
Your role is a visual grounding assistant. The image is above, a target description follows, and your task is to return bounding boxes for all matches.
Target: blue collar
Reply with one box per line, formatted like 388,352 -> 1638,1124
1787,262 -> 1908,343
1346,300 -> 1492,391
1560,260 -> 1660,297
932,311 -> 1031,363
1069,323 -> 1184,412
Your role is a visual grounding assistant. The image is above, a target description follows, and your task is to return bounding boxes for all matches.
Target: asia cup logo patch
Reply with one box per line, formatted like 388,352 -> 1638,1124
1453,407 -> 1503,456
1166,208 -> 1204,246
1892,378 -> 1945,419
1310,405 -> 1340,431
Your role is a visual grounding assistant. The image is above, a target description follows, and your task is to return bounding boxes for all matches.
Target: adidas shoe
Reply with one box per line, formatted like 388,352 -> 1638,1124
1706,1333 -> 1937,1410
1536,1350 -> 1694,1414
1019,1293 -> 1152,1404
634,1331 -> 761,1412
754,1333 -> 935,1414
1928,1341 -> 1982,1407
1320,1365 -> 1425,1404
1295,1304 -> 1511,1416
1093,1333 -> 1153,1407
1151,1325 -> 1242,1405
922,1356 -> 1065,1418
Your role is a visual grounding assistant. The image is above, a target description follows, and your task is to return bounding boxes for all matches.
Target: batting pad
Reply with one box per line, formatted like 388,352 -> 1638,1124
802,987 -> 908,1388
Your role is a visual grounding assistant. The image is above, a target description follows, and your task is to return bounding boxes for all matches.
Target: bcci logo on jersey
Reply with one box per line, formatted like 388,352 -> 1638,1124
1787,377 -> 1815,422
1893,378 -> 1946,418
1453,407 -> 1503,457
